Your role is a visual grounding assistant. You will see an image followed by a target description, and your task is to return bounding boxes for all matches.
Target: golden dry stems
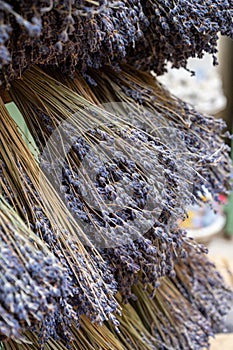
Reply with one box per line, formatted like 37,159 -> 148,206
0,100 -> 120,323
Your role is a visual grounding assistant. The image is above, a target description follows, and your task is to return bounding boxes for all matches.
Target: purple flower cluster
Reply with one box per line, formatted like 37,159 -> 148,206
0,197 -> 74,342
10,67 -> 196,300
90,64 -> 232,202
10,65 -> 232,309
0,103 -> 120,345
119,240 -> 232,350
1,47 -> 232,349
173,241 -> 233,334
0,1 -> 232,349
127,0 -> 233,72
0,0 -> 233,85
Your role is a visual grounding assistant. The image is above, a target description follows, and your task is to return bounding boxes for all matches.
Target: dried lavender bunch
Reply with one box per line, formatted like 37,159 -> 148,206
5,316 -> 126,350
173,242 -> 232,334
0,196 -> 73,343
127,0 -> 233,72
10,66 -> 228,306
0,100 -> 120,344
44,65 -> 233,299
90,64 -> 232,202
10,66 -> 199,301
0,1 -> 233,85
0,0 -> 135,85
5,241 -> 231,350
107,242 -> 232,350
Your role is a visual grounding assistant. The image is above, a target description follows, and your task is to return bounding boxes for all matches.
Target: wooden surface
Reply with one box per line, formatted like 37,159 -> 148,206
210,333 -> 233,350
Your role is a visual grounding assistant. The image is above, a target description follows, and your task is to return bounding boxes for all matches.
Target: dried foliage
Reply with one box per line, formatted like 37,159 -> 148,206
0,1 -> 233,85
3,242 -> 232,349
0,3 -> 232,346
0,77 -> 231,348
9,64 -> 232,302
0,99 -> 120,345
9,66 -> 214,300
0,195 -> 72,343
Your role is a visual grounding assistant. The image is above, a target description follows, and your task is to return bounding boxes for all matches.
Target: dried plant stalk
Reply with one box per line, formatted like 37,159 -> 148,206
0,98 -> 120,345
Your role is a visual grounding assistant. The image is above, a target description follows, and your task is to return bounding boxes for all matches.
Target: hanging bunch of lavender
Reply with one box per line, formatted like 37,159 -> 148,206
127,0 -> 233,72
9,65 -> 232,302
0,0 -> 233,85
117,240 -> 232,350
10,66 -> 200,299
0,99 -> 121,345
4,240 -> 231,350
2,82 -> 227,350
0,195 -> 73,343
2,68 -> 233,344
89,64 -> 232,200
0,1 -> 232,350
103,240 -> 231,350
172,242 -> 232,334
5,316 -> 127,350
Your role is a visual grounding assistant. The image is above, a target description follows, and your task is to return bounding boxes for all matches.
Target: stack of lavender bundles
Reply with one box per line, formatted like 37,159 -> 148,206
0,1 -> 233,349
